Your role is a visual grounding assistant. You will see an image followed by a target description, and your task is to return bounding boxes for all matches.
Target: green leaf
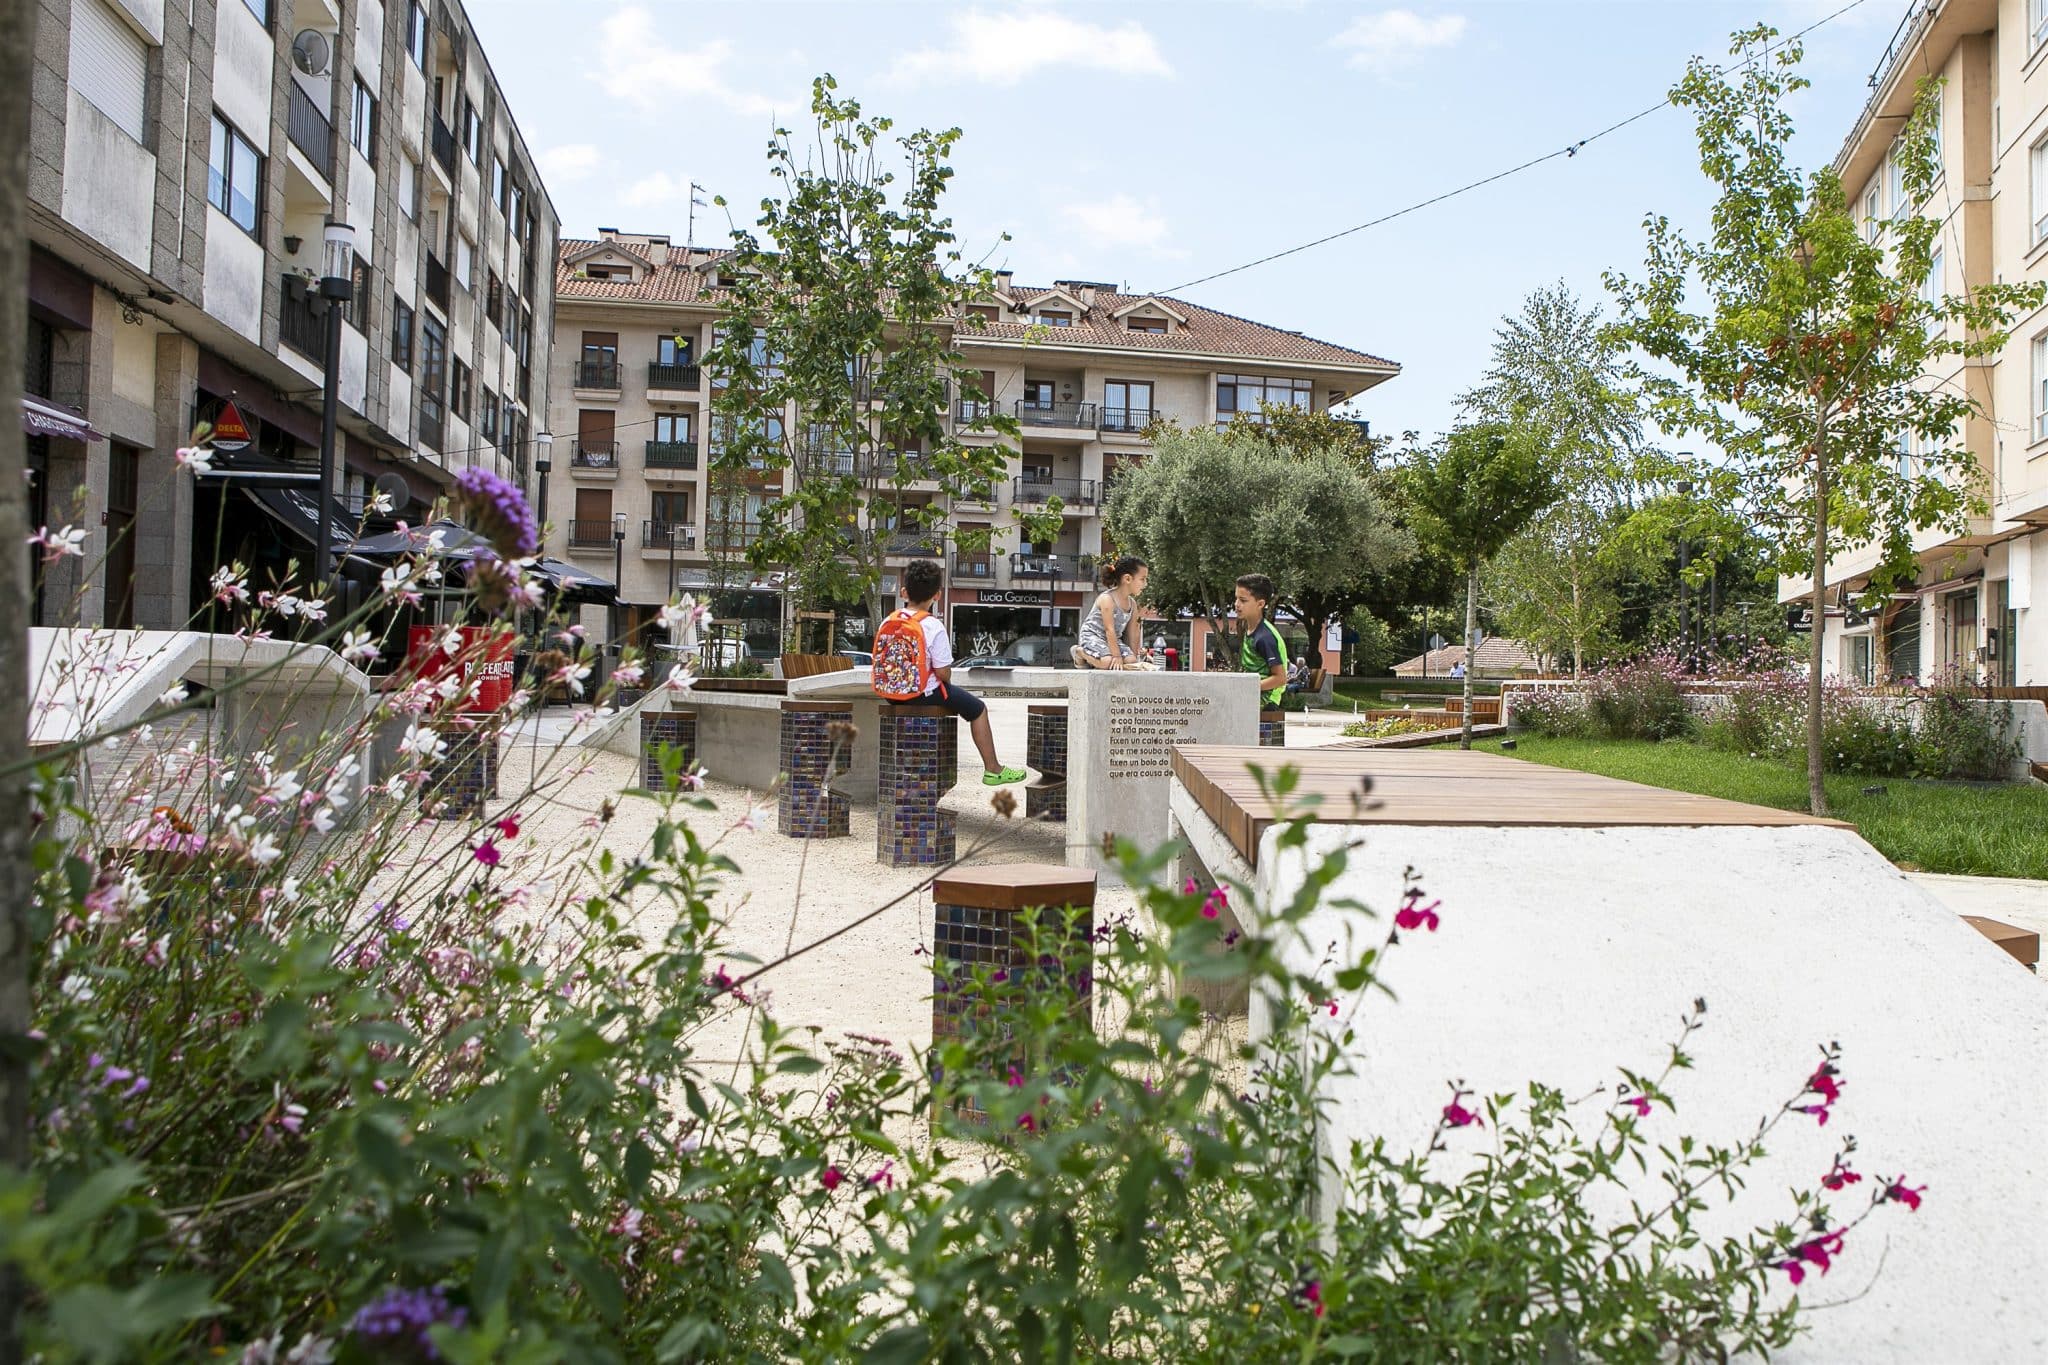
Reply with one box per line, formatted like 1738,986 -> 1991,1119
863,1324 -> 933,1365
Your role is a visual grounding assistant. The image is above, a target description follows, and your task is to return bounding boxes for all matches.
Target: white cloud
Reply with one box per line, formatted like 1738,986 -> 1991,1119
621,172 -> 698,208
1060,194 -> 1187,259
591,6 -> 777,117
1332,9 -> 1468,74
539,143 -> 601,183
892,10 -> 1171,87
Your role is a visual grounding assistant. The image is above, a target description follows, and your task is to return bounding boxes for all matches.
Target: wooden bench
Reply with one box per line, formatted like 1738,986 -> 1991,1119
1963,916 -> 2040,971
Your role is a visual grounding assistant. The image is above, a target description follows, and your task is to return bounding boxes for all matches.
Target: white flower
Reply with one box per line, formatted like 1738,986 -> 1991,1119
175,445 -> 214,474
31,525 -> 88,559
210,564 -> 250,604
379,561 -> 425,603
59,973 -> 95,1003
156,683 -> 190,709
380,774 -> 410,800
662,668 -> 697,694
614,663 -> 645,688
434,674 -> 464,703
297,596 -> 328,623
339,630 -> 380,666
137,723 -> 154,744
399,723 -> 448,765
257,767 -> 304,807
368,488 -> 394,515
552,661 -> 594,698
437,625 -> 465,658
280,876 -> 304,904
247,832 -> 283,866
310,806 -> 336,834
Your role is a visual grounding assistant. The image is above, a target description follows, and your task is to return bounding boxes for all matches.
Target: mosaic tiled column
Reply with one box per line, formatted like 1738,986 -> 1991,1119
422,727 -> 493,820
931,864 -> 1098,1121
878,705 -> 958,866
777,701 -> 852,839
1259,709 -> 1287,748
640,709 -> 699,789
1025,704 -> 1067,822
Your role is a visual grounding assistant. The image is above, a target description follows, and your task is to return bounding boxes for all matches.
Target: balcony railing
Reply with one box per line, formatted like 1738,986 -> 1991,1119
953,552 -> 995,581
278,277 -> 325,361
885,533 -> 944,557
1016,399 -> 1097,429
954,397 -> 997,425
430,111 -> 457,174
567,519 -> 614,549
800,447 -> 857,478
286,80 -> 333,177
1010,553 -> 1097,582
418,408 -> 443,454
644,439 -> 699,470
575,358 -> 621,390
648,361 -> 701,390
424,254 -> 450,310
1100,406 -> 1155,434
1012,475 -> 1098,507
642,521 -> 697,551
571,441 -> 619,471
705,525 -> 762,553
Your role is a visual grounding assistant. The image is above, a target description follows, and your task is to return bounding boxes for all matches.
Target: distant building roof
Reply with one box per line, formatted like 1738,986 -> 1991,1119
1391,638 -> 1543,676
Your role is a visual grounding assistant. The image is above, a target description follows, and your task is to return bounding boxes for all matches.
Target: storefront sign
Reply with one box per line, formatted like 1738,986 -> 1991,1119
210,400 -> 252,452
969,589 -> 1063,606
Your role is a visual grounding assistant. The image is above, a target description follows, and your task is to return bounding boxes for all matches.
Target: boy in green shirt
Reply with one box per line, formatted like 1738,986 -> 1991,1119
1233,574 -> 1290,707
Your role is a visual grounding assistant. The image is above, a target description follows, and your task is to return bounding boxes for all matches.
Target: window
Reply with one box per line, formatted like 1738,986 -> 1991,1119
450,358 -> 471,421
966,304 -> 998,323
1887,148 -> 1909,220
2033,0 -> 2048,52
493,158 -> 508,213
2033,333 -> 2048,441
1863,184 -> 1881,242
657,332 -> 694,366
1022,379 -> 1056,409
2031,135 -> 2048,244
463,101 -> 482,164
455,234 -> 473,289
1894,429 -> 1916,478
419,315 -> 448,438
346,254 -> 371,331
1103,380 -> 1154,431
654,413 -> 693,443
652,490 -> 693,531
508,184 -> 523,228
407,1 -> 428,67
1037,310 -> 1072,327
392,297 -> 415,373
480,388 -> 499,443
485,270 -> 502,327
1922,247 -> 1945,334
208,113 -> 263,236
350,79 -> 377,159
243,0 -> 270,24
1126,315 -> 1167,334
1216,374 -> 1312,421
397,157 -> 419,220
72,0 -> 149,144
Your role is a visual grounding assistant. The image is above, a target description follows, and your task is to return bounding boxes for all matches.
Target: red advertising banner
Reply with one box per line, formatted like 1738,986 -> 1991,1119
405,626 -> 517,712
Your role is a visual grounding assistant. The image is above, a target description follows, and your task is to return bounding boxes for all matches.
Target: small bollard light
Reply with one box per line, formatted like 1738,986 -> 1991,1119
1500,738 -> 1517,752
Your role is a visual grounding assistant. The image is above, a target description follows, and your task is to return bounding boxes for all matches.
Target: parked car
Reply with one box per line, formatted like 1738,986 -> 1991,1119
840,650 -> 873,666
956,654 -> 1029,669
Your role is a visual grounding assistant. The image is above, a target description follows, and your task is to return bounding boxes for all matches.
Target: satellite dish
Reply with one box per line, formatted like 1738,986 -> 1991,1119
372,471 -> 413,517
291,30 -> 331,77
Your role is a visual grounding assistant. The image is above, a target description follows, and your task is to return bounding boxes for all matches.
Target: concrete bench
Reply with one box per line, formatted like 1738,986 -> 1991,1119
878,704 -> 958,865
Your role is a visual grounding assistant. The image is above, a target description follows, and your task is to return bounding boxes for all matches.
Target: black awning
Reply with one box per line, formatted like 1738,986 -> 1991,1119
528,556 -> 616,605
21,396 -> 106,442
346,518 -> 489,559
243,485 -> 365,553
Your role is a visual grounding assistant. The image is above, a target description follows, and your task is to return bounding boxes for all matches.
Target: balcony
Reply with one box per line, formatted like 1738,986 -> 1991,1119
418,408 -> 443,454
1100,406 -> 1155,435
286,80 -> 333,179
1012,475 -> 1098,508
571,441 -> 620,473
885,532 -> 944,558
567,519 -> 614,549
705,525 -> 762,554
642,521 -> 697,552
647,361 -> 702,392
800,446 -> 858,479
954,397 -> 997,426
424,254 -> 450,311
644,439 -> 699,472
1016,399 -> 1097,430
953,552 -> 996,582
430,112 -> 457,175
278,277 -> 325,361
1010,553 -> 1096,583
575,359 -> 621,392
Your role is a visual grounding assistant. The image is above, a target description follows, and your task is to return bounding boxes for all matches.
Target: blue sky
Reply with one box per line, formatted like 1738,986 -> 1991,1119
470,0 -> 1911,438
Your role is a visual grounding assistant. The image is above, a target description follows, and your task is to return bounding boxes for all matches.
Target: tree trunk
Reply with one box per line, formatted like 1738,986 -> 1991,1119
0,0 -> 34,1350
1461,564 -> 1478,751
1570,557 -> 1584,682
1807,431 -> 1830,817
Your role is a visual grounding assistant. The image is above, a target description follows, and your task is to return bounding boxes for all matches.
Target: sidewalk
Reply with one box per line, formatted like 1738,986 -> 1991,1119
1908,872 -> 2048,977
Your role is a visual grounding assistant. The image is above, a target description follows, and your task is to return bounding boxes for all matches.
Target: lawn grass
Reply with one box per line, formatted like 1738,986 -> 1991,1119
1468,734 -> 2048,881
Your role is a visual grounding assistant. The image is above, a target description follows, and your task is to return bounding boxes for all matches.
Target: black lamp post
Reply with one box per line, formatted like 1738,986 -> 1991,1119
532,431 -> 553,543
313,220 -> 356,588
612,511 -> 627,663
1046,552 -> 1060,658
1677,477 -> 1694,671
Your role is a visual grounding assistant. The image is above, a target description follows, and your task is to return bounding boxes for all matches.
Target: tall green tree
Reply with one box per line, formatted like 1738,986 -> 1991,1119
1606,28 -> 2044,814
1460,284 -> 1648,677
1400,423 -> 1558,747
706,76 -> 1015,645
1104,424 -> 1410,670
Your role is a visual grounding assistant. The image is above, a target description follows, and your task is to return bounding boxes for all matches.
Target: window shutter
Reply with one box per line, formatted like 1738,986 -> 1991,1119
71,0 -> 149,143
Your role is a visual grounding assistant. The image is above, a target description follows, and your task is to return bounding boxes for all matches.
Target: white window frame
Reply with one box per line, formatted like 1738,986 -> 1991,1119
2033,332 -> 2048,442
1887,147 -> 1909,220
2033,0 -> 2048,54
1863,183 -> 1881,242
398,157 -> 420,220
1923,246 -> 1945,336
407,0 -> 428,68
70,0 -> 149,144
455,233 -> 474,289
350,79 -> 377,159
2032,134 -> 2048,245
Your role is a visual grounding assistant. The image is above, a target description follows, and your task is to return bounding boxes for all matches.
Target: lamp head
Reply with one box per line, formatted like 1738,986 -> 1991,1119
321,221 -> 357,284
534,431 -> 553,473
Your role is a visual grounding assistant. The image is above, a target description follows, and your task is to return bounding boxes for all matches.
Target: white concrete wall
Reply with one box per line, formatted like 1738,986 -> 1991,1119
211,2 -> 273,138
59,94 -> 154,270
107,0 -> 162,43
347,147 -> 377,256
341,325 -> 368,415
201,209 -> 265,342
110,318 -> 157,408
1251,820 -> 2048,1364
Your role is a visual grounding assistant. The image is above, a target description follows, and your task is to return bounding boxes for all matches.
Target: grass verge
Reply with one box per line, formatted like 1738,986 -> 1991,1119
1469,734 -> 2048,880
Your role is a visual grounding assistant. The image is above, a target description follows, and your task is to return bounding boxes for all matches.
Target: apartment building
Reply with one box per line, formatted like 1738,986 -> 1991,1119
23,0 -> 557,629
547,229 -> 1399,659
1791,0 -> 2048,685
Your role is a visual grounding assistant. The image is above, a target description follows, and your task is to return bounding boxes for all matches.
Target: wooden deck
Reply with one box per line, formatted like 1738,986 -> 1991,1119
1171,745 -> 1851,867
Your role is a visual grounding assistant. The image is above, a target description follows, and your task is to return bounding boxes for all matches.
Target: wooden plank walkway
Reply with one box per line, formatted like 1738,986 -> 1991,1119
1171,745 -> 1851,867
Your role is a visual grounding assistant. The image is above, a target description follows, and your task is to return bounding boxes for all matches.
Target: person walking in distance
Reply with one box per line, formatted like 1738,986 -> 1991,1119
1234,573 -> 1290,707
1071,556 -> 1155,670
870,558 -> 1028,785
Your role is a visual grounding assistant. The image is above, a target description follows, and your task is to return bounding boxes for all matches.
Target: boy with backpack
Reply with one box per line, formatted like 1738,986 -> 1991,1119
1233,573 -> 1291,708
871,559 -> 1028,786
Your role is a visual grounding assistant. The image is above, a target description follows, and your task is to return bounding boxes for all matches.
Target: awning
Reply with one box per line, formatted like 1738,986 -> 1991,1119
199,452 -> 322,485
243,485 -> 366,554
21,396 -> 105,442
347,518 -> 488,558
527,557 -> 616,605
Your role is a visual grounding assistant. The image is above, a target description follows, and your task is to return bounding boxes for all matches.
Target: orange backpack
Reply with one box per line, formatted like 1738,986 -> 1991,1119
871,609 -> 940,702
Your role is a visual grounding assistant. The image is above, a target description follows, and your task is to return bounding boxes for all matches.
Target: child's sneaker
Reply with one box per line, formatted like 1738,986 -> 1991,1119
981,766 -> 1028,786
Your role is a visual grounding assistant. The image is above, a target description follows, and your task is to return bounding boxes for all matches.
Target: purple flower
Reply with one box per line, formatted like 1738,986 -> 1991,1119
350,1285 -> 468,1361
454,467 -> 538,559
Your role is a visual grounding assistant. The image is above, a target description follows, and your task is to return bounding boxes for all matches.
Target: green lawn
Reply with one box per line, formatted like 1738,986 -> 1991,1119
1467,735 -> 2048,880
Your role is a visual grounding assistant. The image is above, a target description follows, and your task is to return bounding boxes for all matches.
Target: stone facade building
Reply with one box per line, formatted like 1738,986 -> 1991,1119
23,0 -> 556,628
547,228 -> 1399,661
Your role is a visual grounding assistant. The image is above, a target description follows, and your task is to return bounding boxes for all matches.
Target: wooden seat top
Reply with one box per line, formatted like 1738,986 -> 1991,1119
933,862 -> 1098,910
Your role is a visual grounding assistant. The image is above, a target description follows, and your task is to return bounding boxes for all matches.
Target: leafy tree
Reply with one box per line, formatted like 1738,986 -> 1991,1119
705,76 -> 1016,644
1607,28 -> 2045,814
1104,425 -> 1410,672
1461,284 -> 1649,677
1400,423 -> 1558,747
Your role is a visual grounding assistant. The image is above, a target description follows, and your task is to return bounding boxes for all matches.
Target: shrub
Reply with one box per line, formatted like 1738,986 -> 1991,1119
1913,673 -> 2019,780
1507,688 -> 1592,737
1342,715 -> 1443,739
1585,652 -> 1693,741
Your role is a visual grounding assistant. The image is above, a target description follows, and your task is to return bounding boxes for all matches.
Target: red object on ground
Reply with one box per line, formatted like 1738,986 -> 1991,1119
405,626 -> 516,712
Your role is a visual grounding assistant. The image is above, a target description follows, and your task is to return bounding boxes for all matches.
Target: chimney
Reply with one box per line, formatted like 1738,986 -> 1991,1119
597,226 -> 620,242
646,233 -> 671,267
1077,284 -> 1096,307
994,269 -> 1013,293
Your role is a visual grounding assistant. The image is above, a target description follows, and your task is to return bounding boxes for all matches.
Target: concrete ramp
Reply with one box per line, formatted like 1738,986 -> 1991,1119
1170,747 -> 2048,1362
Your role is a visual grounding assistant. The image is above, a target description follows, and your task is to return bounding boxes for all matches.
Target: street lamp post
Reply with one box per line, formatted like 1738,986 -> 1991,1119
313,220 -> 356,588
612,512 -> 627,667
667,514 -> 679,600
1677,478 -> 1694,671
532,431 -> 553,546
1046,552 -> 1059,658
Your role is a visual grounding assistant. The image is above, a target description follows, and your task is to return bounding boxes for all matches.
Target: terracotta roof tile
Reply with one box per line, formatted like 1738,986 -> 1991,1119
556,243 -> 1398,374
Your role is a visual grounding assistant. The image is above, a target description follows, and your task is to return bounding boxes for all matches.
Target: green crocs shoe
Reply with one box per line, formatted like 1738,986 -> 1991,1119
982,766 -> 1028,787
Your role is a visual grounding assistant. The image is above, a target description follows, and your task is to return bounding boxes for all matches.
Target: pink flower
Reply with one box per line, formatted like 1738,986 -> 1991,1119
867,1160 -> 896,1190
496,815 -> 521,839
1822,1161 -> 1862,1192
1017,1113 -> 1036,1133
1795,1104 -> 1832,1127
1780,1229 -> 1847,1284
1620,1094 -> 1652,1118
1006,1064 -> 1024,1089
1885,1178 -> 1925,1212
1394,890 -> 1441,933
1183,876 -> 1198,895
1808,1064 -> 1843,1106
1442,1100 -> 1483,1129
1298,1280 -> 1325,1319
1201,887 -> 1227,920
821,1165 -> 843,1192
473,841 -> 502,867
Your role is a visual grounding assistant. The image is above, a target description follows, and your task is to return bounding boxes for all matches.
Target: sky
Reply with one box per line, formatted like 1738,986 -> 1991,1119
466,0 -> 1913,438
